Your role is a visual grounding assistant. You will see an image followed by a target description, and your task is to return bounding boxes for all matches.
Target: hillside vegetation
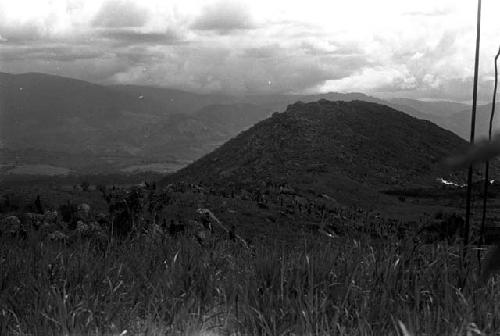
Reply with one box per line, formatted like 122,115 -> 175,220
169,100 -> 469,207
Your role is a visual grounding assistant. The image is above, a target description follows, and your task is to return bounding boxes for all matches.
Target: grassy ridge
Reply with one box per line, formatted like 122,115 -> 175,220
1,231 -> 499,335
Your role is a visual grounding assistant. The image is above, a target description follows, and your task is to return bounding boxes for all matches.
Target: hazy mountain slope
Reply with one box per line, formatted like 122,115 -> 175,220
191,103 -> 272,134
446,103 -> 500,140
136,103 -> 273,159
0,72 -> 167,153
108,84 -> 235,115
166,100 -> 468,205
110,85 -> 387,116
1,72 -> 404,172
386,98 -> 473,134
0,73 -> 274,169
384,102 -> 440,124
390,98 -> 469,117
1,71 -> 480,174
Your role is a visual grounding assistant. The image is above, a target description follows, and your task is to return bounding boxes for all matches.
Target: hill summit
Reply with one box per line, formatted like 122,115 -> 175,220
166,100 -> 468,205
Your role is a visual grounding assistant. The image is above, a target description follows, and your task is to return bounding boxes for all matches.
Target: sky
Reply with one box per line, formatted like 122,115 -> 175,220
0,0 -> 499,102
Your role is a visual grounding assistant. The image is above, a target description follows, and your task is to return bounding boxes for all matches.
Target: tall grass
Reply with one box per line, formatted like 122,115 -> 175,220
1,231 -> 499,335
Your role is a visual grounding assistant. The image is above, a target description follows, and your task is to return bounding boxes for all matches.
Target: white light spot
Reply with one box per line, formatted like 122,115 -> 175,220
437,177 -> 465,187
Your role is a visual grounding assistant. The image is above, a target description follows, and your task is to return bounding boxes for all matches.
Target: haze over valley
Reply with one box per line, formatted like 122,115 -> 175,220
1,71 -> 498,178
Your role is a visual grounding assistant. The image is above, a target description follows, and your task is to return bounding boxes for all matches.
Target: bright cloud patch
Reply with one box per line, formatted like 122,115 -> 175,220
319,66 -> 417,93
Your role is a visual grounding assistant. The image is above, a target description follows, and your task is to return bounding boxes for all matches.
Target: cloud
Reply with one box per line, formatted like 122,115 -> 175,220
403,6 -> 452,17
319,65 -> 417,93
0,45 -> 102,62
92,0 -> 149,28
107,42 -> 367,94
191,1 -> 255,33
96,28 -> 184,46
299,39 -> 364,57
0,43 -> 163,83
0,52 -> 131,83
360,31 -> 494,102
0,0 -> 499,102
385,77 -> 495,103
241,45 -> 281,59
0,23 -> 42,44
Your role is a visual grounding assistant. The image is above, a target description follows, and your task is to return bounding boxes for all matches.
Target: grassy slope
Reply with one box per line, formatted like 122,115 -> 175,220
1,231 -> 499,335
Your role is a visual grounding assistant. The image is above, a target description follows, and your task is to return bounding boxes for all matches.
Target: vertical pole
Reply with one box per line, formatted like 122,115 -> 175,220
463,0 -> 481,282
478,47 -> 500,276
480,47 -> 500,246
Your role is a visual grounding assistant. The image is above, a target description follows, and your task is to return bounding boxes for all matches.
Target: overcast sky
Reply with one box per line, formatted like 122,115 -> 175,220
1,0 -> 499,102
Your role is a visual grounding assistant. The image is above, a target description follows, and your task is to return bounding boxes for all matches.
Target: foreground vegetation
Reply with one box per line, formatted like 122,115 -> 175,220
1,228 -> 499,335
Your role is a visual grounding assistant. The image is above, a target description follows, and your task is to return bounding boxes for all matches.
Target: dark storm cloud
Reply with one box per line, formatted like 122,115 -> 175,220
107,41 -> 369,94
191,1 -> 255,33
0,42 -> 161,84
208,46 -> 345,93
92,0 -> 149,28
96,28 -> 184,46
0,23 -> 42,44
242,43 -> 366,64
1,53 -> 131,83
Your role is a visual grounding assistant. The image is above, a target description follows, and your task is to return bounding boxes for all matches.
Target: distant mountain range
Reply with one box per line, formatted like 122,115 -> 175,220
165,100 -> 469,206
0,72 -> 495,174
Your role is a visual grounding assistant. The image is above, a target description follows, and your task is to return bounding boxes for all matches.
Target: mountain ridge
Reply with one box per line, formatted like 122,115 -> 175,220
164,99 -> 468,207
0,72 -> 488,174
